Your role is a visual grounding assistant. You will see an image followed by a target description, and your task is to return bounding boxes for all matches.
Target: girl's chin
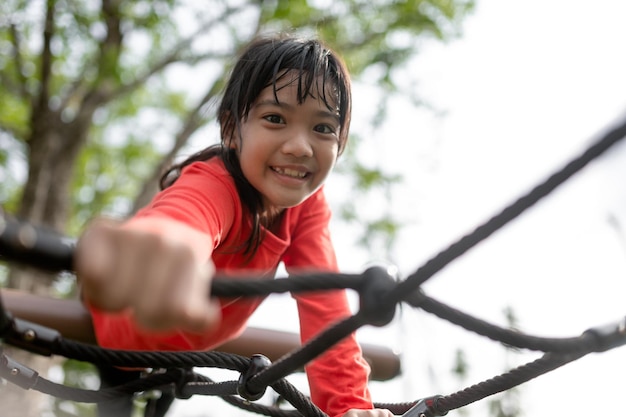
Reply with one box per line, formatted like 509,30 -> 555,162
264,193 -> 312,209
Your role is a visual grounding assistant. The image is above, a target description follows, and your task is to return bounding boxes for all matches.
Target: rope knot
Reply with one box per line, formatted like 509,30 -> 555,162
358,265 -> 398,327
237,354 -> 272,401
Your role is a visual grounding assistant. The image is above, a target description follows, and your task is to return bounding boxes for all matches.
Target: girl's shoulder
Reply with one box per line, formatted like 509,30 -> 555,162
185,157 -> 229,176
145,157 -> 241,238
155,157 -> 240,215
177,158 -> 236,190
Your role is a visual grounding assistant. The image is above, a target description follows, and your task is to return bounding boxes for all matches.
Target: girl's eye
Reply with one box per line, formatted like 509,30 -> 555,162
314,124 -> 336,134
263,114 -> 284,124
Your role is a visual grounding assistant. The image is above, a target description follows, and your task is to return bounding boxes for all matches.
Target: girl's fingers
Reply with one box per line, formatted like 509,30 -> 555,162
130,233 -> 177,329
155,255 -> 219,332
180,262 -> 221,332
76,216 -> 220,332
129,235 -> 220,332
75,218 -> 129,311
134,240 -> 193,330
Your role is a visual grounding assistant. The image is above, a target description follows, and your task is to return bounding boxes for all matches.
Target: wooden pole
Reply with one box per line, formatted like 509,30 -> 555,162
0,289 -> 401,381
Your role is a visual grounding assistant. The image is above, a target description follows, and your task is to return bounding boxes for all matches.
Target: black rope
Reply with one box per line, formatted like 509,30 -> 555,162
0,210 -> 74,272
372,401 -> 417,415
383,115 -> 626,306
32,370 -> 183,402
435,351 -> 585,413
161,370 -> 327,417
271,379 -> 327,417
217,392 -> 304,417
211,273 -> 364,298
249,314 -> 367,392
1,347 -> 326,417
1,115 -> 626,416
178,379 -> 239,397
55,339 -> 330,416
407,291 -> 610,353
56,338 -> 250,370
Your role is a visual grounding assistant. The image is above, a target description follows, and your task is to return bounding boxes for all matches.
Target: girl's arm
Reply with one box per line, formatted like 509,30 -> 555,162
76,160 -> 238,336
284,189 -> 376,417
74,216 -> 220,333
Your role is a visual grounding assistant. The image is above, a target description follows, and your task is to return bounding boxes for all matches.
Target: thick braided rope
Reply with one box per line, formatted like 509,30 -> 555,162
385,116 -> 626,304
436,351 -> 585,413
56,338 -> 249,370
408,292 -> 606,353
1,115 -> 626,416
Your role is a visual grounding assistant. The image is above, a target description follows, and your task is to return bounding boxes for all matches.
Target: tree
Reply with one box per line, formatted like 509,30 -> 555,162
0,0 -> 474,415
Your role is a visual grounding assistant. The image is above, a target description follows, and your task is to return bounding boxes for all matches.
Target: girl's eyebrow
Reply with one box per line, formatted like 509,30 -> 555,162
254,99 -> 285,109
255,99 -> 340,122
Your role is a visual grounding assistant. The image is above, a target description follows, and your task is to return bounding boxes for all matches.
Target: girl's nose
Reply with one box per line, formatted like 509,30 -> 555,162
281,131 -> 313,157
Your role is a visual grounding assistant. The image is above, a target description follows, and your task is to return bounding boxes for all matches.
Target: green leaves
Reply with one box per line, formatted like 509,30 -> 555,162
69,130 -> 162,234
0,2 -> 478,415
352,163 -> 402,190
0,0 -> 476,259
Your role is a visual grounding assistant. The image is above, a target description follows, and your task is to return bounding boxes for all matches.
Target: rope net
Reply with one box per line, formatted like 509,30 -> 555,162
1,115 -> 626,416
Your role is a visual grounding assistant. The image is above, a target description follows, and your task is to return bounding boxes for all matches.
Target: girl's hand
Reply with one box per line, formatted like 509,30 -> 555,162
341,409 -> 395,417
74,217 -> 221,333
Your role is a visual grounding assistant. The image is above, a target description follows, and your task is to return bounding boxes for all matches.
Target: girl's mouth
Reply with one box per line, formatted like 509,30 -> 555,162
271,166 -> 309,179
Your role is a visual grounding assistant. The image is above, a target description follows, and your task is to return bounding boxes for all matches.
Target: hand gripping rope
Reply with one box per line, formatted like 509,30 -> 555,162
1,114 -> 626,416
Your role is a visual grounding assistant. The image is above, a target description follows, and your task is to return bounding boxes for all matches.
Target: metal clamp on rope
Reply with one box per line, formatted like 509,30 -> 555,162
173,368 -> 198,400
0,351 -> 39,389
237,354 -> 271,401
4,317 -> 61,356
402,396 -> 448,417
358,266 -> 397,327
583,316 -> 626,352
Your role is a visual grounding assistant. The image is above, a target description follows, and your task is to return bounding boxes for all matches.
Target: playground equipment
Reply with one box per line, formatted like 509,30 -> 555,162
1,114 -> 626,416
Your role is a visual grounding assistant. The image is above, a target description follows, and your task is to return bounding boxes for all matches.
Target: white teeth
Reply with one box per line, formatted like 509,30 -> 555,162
273,167 -> 307,178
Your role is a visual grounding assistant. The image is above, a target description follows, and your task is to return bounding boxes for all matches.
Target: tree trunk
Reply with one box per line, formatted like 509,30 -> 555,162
2,114 -> 91,416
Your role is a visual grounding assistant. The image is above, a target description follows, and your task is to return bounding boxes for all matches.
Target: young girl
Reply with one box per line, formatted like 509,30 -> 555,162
75,34 -> 393,417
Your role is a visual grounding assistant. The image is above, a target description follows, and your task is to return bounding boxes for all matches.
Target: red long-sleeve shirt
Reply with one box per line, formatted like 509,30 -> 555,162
88,158 -> 373,416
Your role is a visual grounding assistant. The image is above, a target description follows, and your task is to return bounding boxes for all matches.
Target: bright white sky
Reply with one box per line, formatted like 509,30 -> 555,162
174,1 -> 626,416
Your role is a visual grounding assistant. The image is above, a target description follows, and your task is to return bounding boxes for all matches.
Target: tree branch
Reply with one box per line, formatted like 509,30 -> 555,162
131,73 -> 226,213
8,23 -> 29,99
31,0 -> 56,123
110,4 -> 245,99
74,0 -> 125,123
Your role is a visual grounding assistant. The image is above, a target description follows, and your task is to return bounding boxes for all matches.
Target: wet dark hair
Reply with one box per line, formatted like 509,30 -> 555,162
160,34 -> 352,257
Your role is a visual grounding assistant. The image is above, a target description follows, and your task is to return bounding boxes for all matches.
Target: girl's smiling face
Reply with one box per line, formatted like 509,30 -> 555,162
231,73 -> 340,216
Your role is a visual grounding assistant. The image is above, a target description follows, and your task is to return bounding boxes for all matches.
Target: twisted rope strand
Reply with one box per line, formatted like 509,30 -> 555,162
408,292 -> 607,353
0,116 -> 626,415
385,116 -> 626,306
436,351 -> 585,413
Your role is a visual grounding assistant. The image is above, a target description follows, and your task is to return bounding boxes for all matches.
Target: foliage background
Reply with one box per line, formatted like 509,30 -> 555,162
6,1 -> 626,417
0,1 -> 476,416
